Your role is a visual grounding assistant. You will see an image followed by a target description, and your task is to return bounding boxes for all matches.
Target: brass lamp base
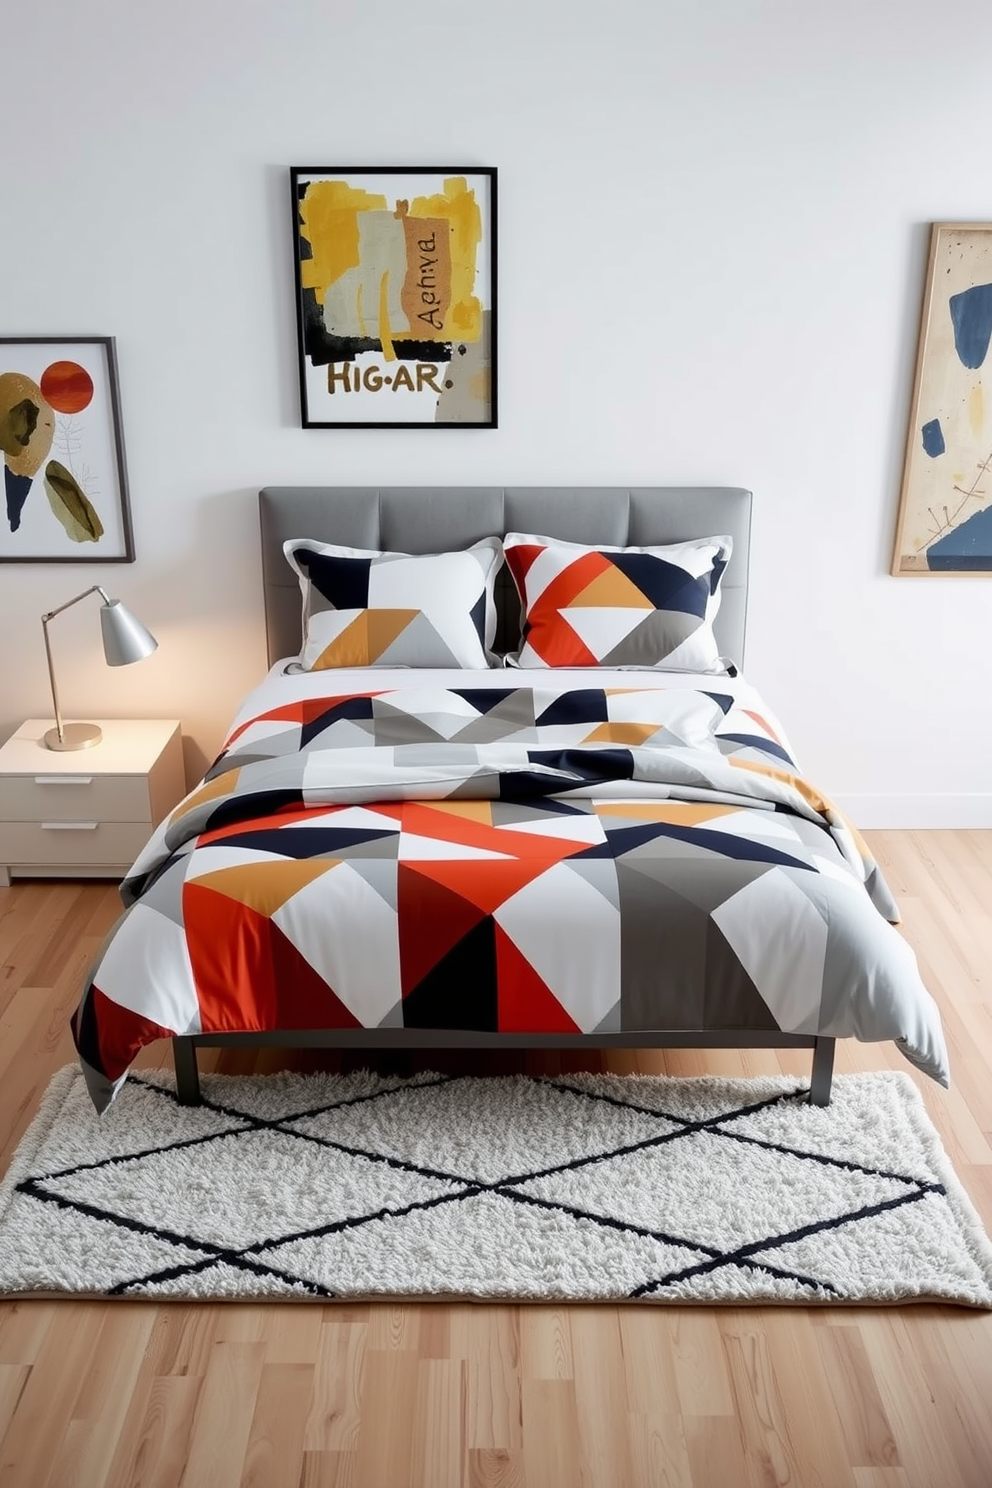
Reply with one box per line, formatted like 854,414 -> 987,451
44,722 -> 103,751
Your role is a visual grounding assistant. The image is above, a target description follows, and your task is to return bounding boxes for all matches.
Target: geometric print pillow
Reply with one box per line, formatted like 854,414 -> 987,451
283,537 -> 503,669
503,532 -> 733,671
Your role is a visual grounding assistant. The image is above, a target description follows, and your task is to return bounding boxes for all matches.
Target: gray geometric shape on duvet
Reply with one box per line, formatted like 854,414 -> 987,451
448,773 -> 500,801
377,999 -> 406,1028
402,743 -> 482,769
133,855 -> 190,927
560,856 -> 621,909
204,754 -> 255,782
305,719 -> 376,750
346,858 -> 399,910
618,846 -> 774,916
492,801 -> 593,826
376,613 -> 461,668
367,700 -> 446,746
76,1054 -> 117,1117
592,1001 -> 621,1032
771,813 -> 836,858
710,869 -> 827,1036
600,609 -> 700,667
616,865 -> 707,1029
249,729 -> 310,759
863,863 -> 899,921
703,918 -> 782,1031
814,878 -> 917,1036
215,742 -> 297,771
330,833 -> 400,863
455,692 -> 539,744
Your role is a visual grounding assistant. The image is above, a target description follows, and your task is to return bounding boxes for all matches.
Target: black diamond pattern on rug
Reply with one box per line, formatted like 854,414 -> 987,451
11,1072 -> 949,1302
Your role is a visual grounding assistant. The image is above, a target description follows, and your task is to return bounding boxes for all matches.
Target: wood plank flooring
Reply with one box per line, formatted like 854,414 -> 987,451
0,830 -> 990,1487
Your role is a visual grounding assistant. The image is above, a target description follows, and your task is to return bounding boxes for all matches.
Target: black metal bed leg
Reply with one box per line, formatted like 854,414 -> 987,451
173,1037 -> 202,1105
808,1036 -> 835,1106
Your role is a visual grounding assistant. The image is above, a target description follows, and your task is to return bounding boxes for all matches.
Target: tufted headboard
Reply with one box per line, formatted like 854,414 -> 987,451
258,485 -> 752,667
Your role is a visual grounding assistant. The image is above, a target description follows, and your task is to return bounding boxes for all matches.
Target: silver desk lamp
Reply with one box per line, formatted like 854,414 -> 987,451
41,585 -> 158,751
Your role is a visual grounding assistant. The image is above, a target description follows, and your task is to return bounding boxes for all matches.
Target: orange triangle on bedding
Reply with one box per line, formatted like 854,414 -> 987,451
312,613 -> 371,668
570,566 -> 654,609
190,859 -> 341,916
367,608 -> 420,661
583,722 -> 658,745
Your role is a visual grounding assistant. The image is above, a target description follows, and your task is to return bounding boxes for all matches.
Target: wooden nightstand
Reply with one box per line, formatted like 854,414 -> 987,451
0,719 -> 186,885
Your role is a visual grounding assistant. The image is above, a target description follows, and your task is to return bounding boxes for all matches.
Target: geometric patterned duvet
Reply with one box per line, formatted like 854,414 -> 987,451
71,667 -> 949,1111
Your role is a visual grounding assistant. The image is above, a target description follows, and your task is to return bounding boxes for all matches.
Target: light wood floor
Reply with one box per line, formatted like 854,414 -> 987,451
0,830 -> 990,1488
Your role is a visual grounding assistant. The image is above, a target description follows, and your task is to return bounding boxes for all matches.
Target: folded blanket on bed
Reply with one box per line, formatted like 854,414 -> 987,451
71,677 -> 949,1111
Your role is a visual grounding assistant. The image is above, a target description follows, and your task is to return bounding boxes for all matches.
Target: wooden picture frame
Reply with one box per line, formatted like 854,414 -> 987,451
0,336 -> 134,564
290,166 -> 497,429
893,223 -> 992,574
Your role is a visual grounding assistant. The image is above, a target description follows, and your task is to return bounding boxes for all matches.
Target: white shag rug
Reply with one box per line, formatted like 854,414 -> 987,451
1,1066 -> 991,1306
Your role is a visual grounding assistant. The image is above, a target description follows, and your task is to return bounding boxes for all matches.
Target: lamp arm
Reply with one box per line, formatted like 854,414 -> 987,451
40,585 -> 110,624
40,586 -> 111,746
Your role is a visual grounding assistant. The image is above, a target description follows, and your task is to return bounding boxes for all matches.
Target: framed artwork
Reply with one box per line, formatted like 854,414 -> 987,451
0,336 -> 134,564
893,223 -> 992,574
290,166 -> 497,429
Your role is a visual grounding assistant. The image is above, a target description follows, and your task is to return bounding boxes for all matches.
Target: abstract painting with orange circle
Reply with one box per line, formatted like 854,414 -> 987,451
0,337 -> 133,562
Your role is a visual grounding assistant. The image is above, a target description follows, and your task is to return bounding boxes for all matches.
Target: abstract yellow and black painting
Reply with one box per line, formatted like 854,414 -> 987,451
291,168 -> 496,429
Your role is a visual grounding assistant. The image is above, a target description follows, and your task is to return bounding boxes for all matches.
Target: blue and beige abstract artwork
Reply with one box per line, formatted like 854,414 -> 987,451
895,225 -> 992,573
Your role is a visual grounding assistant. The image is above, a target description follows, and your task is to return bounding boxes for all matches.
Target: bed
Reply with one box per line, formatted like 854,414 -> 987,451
70,485 -> 949,1113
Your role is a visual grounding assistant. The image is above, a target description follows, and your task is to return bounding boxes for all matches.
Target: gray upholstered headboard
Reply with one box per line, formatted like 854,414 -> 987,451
259,486 -> 752,667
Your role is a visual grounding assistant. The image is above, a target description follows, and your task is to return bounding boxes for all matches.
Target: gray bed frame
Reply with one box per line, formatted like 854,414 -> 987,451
172,486 -> 834,1105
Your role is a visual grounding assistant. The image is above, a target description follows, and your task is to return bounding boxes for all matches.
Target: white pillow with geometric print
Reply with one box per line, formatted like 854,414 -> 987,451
502,532 -> 733,672
283,537 -> 503,669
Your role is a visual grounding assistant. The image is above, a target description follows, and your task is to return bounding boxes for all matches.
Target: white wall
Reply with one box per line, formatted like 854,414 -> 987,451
1,0 -> 990,821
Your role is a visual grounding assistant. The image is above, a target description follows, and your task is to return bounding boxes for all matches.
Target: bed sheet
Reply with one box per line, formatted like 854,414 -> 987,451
71,664 -> 949,1111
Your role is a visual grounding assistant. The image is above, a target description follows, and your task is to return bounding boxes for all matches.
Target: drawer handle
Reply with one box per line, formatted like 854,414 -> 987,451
41,821 -> 99,831
34,776 -> 94,786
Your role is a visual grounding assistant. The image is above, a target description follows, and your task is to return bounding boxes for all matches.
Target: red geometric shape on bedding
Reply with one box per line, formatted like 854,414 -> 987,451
224,703 -> 305,748
398,802 -> 588,863
183,881 -> 360,1032
77,985 -> 176,1085
224,693 -> 383,748
502,541 -> 544,585
511,545 -> 611,609
508,548 -> 612,666
494,924 -> 580,1033
401,856 -> 557,918
397,864 -> 489,996
268,919 -> 362,1029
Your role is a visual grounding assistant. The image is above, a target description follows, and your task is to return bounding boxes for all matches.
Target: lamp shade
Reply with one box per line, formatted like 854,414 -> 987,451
99,598 -> 158,666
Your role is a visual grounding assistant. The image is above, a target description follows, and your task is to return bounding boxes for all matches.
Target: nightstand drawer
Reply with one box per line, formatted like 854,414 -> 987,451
0,720 -> 184,884
0,774 -> 152,823
0,819 -> 154,869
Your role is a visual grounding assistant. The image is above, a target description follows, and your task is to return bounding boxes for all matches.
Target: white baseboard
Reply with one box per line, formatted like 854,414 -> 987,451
832,795 -> 992,830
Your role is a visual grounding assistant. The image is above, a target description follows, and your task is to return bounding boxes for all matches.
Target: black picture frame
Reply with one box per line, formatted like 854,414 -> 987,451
0,335 -> 134,563
290,166 -> 497,429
